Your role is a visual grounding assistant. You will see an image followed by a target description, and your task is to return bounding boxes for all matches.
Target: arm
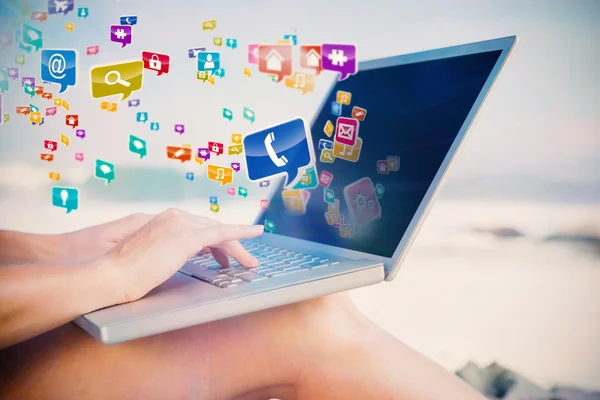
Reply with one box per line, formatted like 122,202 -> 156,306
0,231 -> 59,265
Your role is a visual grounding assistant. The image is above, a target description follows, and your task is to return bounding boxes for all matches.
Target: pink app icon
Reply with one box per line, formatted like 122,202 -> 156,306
227,187 -> 235,196
248,44 -> 259,64
75,152 -> 84,162
86,45 -> 99,55
334,117 -> 359,146
260,199 -> 269,210
343,177 -> 381,225
319,171 -> 333,188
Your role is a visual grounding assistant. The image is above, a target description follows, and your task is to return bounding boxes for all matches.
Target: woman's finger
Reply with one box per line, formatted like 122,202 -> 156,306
211,241 -> 259,268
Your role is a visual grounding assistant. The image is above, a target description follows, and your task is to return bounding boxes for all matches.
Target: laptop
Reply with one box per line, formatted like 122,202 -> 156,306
75,36 -> 517,344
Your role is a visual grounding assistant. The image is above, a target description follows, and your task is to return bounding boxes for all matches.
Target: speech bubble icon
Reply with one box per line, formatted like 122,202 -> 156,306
95,159 -> 115,184
3,114 -> 9,123
150,122 -> 159,131
197,71 -> 209,82
15,55 -> 25,66
321,43 -> 357,81
174,124 -> 184,134
62,100 -> 70,111
284,72 -> 315,95
243,107 -> 255,123
24,83 -> 35,97
264,219 -> 275,233
90,60 -> 143,102
52,187 -> 79,214
65,22 -> 74,31
65,114 -> 78,128
6,67 -> 18,80
231,162 -> 241,172
129,135 -> 147,158
60,134 -> 70,147
227,187 -> 235,196
41,49 -> 77,94
49,172 -> 60,181
228,145 -> 243,155
75,129 -> 86,138
222,108 -> 233,121
207,76 -> 215,85
75,152 -> 84,162
238,186 -> 248,198
207,164 -> 233,186
258,44 -> 292,83
226,38 -> 238,50
202,20 -> 216,30
77,8 -> 88,18
213,37 -> 222,47
243,117 -> 314,188
136,112 -> 148,123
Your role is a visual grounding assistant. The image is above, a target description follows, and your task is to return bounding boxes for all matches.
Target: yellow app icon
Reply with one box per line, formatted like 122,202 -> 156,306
328,199 -> 340,213
213,37 -> 223,47
62,100 -> 70,111
284,72 -> 315,95
90,60 -> 144,101
320,149 -> 335,163
60,134 -> 70,147
282,190 -> 306,215
210,203 -> 220,213
202,20 -> 217,31
207,76 -> 215,85
228,144 -> 243,155
49,172 -> 61,181
194,154 -> 204,165
29,112 -> 41,124
333,137 -> 362,162
231,133 -> 242,144
207,164 -> 233,186
324,120 -> 334,137
336,90 -> 351,105
243,67 -> 251,77
54,98 -> 63,107
65,22 -> 74,31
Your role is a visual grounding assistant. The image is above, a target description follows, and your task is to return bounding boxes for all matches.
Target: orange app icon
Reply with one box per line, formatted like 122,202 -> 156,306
300,45 -> 322,75
49,172 -> 61,181
40,153 -> 54,162
30,112 -> 42,124
166,146 -> 192,163
231,133 -> 242,144
324,120 -> 334,137
336,91 -> 351,105
333,137 -> 362,162
35,85 -> 44,95
42,92 -> 53,99
258,44 -> 292,83
16,106 -> 30,115
207,164 -> 233,186
351,106 -> 367,121
282,189 -> 310,215
284,72 -> 315,95
54,98 -> 63,107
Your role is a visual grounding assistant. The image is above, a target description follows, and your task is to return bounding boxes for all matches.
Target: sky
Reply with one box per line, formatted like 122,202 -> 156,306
0,0 -> 598,192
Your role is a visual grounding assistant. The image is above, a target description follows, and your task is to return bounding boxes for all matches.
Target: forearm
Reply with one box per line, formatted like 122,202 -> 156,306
0,258 -> 121,349
0,231 -> 60,265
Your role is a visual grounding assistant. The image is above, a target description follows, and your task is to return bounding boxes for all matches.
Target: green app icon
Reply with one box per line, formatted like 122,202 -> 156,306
129,135 -> 147,158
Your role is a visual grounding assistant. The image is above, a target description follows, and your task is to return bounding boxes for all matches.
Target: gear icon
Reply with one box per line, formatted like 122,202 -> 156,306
367,199 -> 374,209
353,192 -> 367,210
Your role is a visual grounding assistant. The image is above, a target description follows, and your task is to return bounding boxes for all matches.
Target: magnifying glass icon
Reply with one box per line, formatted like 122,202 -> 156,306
104,70 -> 131,87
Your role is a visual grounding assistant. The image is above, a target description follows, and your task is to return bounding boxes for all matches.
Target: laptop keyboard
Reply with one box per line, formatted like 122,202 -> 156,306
178,241 -> 340,289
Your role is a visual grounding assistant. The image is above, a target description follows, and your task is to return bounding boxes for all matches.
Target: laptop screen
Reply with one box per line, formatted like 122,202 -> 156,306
256,49 -> 503,258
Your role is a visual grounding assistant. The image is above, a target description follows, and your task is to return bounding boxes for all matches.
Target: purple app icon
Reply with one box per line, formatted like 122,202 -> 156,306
128,99 -> 140,107
46,106 -> 57,116
231,162 -> 241,172
188,47 -> 206,58
174,124 -> 184,134
259,180 -> 270,188
6,67 -> 18,80
75,129 -> 86,138
321,44 -> 357,81
22,76 -> 35,87
110,25 -> 132,48
197,148 -> 210,161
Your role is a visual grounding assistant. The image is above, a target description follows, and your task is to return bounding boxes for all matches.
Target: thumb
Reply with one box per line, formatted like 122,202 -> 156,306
196,224 -> 264,249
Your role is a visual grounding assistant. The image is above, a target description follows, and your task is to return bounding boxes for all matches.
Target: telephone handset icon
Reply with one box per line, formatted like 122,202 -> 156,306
264,132 -> 288,167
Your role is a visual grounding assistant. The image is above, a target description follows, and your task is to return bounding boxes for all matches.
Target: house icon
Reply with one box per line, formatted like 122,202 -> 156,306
305,49 -> 321,67
67,116 -> 76,125
266,50 -> 283,72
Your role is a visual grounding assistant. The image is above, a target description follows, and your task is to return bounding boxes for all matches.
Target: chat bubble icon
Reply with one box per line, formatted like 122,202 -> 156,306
238,186 -> 248,198
243,107 -> 255,123
231,162 -> 241,172
136,112 -> 147,122
264,219 -> 275,233
95,159 -> 115,184
196,71 -> 209,82
3,114 -> 9,123
90,60 -> 143,102
60,133 -> 70,147
243,117 -> 314,188
150,122 -> 159,131
129,135 -> 147,158
6,67 -> 18,80
284,72 -> 315,95
52,187 -> 79,214
222,108 -> 233,121
24,83 -> 35,97
207,76 -> 215,85
321,43 -> 358,81
22,24 -> 43,51
15,55 -> 25,66
207,165 -> 233,186
202,20 -> 216,30
75,129 -> 85,138
49,0 -> 75,16
174,124 -> 184,134
226,38 -> 238,50
41,49 -> 77,94
45,107 -> 57,116
213,37 -> 222,47
258,44 -> 292,83
75,152 -> 84,162
228,144 -> 243,155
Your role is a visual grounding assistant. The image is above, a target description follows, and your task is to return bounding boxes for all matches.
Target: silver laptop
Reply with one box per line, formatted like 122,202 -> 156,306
75,36 -> 517,344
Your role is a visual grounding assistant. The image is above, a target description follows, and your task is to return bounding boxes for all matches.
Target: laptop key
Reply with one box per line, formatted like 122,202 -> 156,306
179,263 -> 208,276
270,267 -> 306,277
298,261 -> 321,269
239,273 -> 268,282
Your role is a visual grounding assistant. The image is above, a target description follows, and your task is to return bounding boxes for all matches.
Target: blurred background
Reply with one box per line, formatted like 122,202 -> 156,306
0,0 -> 598,398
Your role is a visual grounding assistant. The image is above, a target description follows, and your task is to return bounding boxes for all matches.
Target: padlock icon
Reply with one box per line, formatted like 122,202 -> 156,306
149,54 -> 161,70
212,143 -> 220,152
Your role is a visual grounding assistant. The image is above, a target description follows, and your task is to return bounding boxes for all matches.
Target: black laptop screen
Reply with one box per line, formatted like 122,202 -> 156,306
256,49 -> 502,258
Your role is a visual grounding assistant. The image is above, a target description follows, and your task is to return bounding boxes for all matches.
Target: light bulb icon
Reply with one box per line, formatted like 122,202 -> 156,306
60,189 -> 69,206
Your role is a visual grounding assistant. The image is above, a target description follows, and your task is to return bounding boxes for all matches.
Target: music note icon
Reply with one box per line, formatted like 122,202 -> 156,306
294,73 -> 305,88
216,168 -> 225,180
207,165 -> 233,185
333,137 -> 362,162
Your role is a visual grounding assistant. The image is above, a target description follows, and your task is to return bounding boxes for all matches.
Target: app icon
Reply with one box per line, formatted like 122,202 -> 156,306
231,133 -> 242,144
186,172 -> 194,181
90,60 -> 143,101
210,203 -> 220,213
259,180 -> 270,188
387,156 -> 400,172
142,51 -> 170,76
222,108 -> 233,121
136,112 -> 147,122
231,162 -> 241,172
31,11 -> 48,21
336,91 -> 351,105
208,141 -> 224,155
227,187 -> 235,196
319,171 -> 334,188
377,160 -> 389,174
62,100 -> 70,110
207,165 -> 233,186
150,122 -> 159,131
174,124 -> 184,134
243,107 -> 256,123
335,117 -> 359,146
5,67 -> 18,80
60,133 -> 69,146
320,149 -> 335,163
128,99 -> 140,107
210,196 -> 218,204
110,25 -> 132,48
53,97 -> 62,106
284,72 -> 315,95
41,153 -> 54,162
202,20 -> 216,31
282,189 -> 310,215
318,139 -> 333,150
48,0 -> 74,15
49,172 -> 61,181
41,49 -> 77,94
248,44 -> 259,64
52,187 -> 78,213
77,7 -> 88,18
213,68 -> 225,78
343,177 -> 381,225
226,38 -> 238,49
21,24 -> 43,51
30,104 -> 39,113
2,114 -> 8,124
34,85 -> 44,95
238,186 -> 248,198
333,137 -> 362,163
351,106 -> 367,121
228,144 -> 243,155
197,52 -> 220,74
46,106 -> 57,116
65,22 -> 74,31
328,198 -> 340,213
260,199 -> 269,210
283,34 -> 297,46
22,76 -> 35,87
258,44 -> 292,83
166,146 -> 191,163
374,183 -> 385,199
95,159 -> 115,184
85,45 -> 99,55
244,117 -> 314,188
30,112 -> 42,124
324,188 -> 335,204
300,45 -> 322,75
75,129 -> 86,138
129,135 -> 147,158
321,44 -> 357,81
100,101 -> 117,112
243,67 -> 251,77
323,120 -> 334,137
293,166 -> 318,190
24,83 -> 35,97
188,47 -> 206,58
14,55 -> 25,66
75,152 -> 84,162
42,92 -> 52,99
331,102 -> 341,116
120,16 -> 138,26
340,224 -> 355,239
197,147 -> 210,161
197,71 -> 209,82
65,114 -> 78,128
264,219 -> 276,233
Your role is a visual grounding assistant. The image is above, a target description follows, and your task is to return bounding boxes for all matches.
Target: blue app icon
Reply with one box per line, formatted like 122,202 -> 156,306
41,49 -> 77,94
243,117 -> 315,188
331,101 -> 342,116
209,196 -> 218,204
293,166 -> 318,190
226,38 -> 238,49
150,122 -> 159,131
120,16 -> 138,25
136,112 -> 148,123
52,186 -> 79,213
318,139 -> 333,150
186,172 -> 194,181
214,68 -> 225,78
77,7 -> 88,18
197,52 -> 220,74
22,24 -> 43,51
48,0 -> 74,16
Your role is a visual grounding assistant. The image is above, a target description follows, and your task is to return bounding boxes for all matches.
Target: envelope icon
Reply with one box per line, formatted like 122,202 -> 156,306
335,117 -> 359,146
